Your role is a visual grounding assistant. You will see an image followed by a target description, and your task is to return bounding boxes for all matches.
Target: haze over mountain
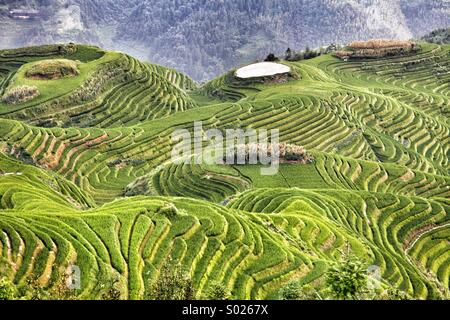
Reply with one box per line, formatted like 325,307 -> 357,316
0,0 -> 449,81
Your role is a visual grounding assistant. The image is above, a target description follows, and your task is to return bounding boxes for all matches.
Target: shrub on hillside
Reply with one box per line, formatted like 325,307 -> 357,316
21,280 -> 46,300
0,278 -> 16,300
285,48 -> 293,61
279,282 -> 318,300
204,281 -> 231,300
279,281 -> 301,300
326,255 -> 368,300
284,45 -> 338,62
19,276 -> 78,300
284,151 -> 303,161
378,287 -> 410,300
293,47 -> 321,61
25,59 -> 80,80
99,277 -> 122,300
147,258 -> 196,300
264,53 -> 279,62
2,85 -> 40,105
157,203 -> 184,218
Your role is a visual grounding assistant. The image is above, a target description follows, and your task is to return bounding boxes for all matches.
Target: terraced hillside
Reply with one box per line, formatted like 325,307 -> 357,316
0,43 -> 448,300
0,45 -> 197,128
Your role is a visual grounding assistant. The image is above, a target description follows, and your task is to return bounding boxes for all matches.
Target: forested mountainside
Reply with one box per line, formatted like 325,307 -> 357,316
422,27 -> 450,45
0,0 -> 449,81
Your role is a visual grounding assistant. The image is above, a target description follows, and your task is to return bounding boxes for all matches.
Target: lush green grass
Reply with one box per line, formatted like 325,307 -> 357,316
235,163 -> 328,189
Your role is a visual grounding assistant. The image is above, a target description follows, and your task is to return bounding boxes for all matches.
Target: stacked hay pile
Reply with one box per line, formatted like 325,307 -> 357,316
334,39 -> 421,60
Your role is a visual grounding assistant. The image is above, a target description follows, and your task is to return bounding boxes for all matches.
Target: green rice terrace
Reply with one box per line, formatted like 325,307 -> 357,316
0,42 -> 449,300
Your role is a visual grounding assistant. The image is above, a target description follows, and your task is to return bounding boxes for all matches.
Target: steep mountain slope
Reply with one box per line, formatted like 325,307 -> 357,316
401,0 -> 450,37
0,42 -> 448,299
0,0 -> 449,81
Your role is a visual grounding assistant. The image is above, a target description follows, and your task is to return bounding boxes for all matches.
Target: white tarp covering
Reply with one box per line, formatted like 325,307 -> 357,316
235,62 -> 291,79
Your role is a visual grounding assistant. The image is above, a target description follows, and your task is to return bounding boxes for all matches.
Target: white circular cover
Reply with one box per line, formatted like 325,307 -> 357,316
235,62 -> 291,79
